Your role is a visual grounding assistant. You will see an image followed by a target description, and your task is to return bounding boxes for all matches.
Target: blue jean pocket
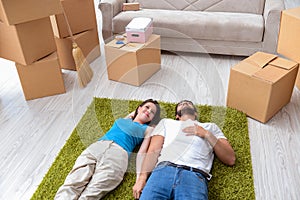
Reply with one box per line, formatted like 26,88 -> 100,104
193,171 -> 207,184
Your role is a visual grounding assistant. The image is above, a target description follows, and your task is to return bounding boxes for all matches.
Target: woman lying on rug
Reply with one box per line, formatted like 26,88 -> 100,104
133,100 -> 236,200
55,99 -> 161,200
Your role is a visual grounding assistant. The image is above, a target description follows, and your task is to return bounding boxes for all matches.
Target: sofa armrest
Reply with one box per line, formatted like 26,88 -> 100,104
99,0 -> 125,40
262,0 -> 285,54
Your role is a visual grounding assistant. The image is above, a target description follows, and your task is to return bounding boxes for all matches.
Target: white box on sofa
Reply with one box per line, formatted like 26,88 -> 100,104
126,17 -> 153,43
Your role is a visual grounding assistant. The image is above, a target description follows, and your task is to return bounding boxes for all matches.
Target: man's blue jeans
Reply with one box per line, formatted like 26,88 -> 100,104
140,163 -> 208,200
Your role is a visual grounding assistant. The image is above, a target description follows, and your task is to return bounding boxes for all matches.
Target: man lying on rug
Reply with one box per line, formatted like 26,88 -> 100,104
133,100 -> 236,200
55,99 -> 161,200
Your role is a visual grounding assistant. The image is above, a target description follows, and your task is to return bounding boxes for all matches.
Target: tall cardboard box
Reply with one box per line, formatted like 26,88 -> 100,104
0,18 -> 56,65
55,29 -> 100,70
105,34 -> 161,86
16,52 -> 66,100
277,7 -> 300,89
296,69 -> 300,90
50,0 -> 97,38
0,0 -> 62,25
227,52 -> 299,123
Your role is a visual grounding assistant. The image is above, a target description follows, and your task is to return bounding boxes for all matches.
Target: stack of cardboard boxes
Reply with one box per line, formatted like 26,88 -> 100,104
51,0 -> 100,71
105,17 -> 161,86
0,0 -> 65,100
0,0 -> 100,100
226,7 -> 300,123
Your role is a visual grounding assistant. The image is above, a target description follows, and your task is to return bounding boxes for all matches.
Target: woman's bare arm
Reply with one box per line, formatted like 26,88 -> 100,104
135,126 -> 154,179
133,135 -> 164,199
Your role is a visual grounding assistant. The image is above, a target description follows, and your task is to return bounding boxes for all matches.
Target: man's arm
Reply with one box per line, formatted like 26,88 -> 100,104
208,134 -> 235,166
133,135 -> 164,199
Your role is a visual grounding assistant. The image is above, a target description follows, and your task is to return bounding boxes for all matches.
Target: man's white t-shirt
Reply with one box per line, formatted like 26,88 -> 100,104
151,118 -> 227,174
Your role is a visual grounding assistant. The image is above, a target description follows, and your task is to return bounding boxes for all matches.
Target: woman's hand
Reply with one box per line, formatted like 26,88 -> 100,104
133,178 -> 146,199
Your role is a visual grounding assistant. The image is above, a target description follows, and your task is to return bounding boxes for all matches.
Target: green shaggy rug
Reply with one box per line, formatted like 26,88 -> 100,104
31,98 -> 255,200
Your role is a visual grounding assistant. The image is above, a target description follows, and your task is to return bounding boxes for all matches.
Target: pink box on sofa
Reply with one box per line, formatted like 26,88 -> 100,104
126,17 -> 153,43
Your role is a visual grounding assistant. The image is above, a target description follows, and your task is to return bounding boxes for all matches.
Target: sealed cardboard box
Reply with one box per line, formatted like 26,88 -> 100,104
16,52 -> 66,100
0,0 -> 62,25
227,52 -> 299,123
55,28 -> 100,70
126,17 -> 153,43
277,7 -> 300,89
0,18 -> 56,65
50,0 -> 97,38
105,34 -> 161,86
122,3 -> 140,11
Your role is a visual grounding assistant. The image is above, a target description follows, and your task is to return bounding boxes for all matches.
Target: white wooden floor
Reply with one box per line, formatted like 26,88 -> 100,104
1,1 -> 300,199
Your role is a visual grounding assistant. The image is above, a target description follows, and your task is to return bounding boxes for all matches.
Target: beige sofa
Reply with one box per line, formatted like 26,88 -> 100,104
99,0 -> 285,56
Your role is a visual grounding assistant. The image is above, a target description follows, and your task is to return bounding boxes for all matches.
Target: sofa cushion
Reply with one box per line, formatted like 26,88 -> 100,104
113,9 -> 264,42
127,0 -> 265,14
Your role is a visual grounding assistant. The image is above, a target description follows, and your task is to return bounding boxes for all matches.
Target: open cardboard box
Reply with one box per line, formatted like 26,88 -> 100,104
16,52 -> 66,100
55,28 -> 100,70
105,34 -> 161,86
227,51 -> 298,123
50,0 -> 97,38
0,17 -> 56,65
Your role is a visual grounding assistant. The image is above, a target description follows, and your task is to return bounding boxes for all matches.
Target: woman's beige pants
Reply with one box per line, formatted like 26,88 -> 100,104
54,140 -> 128,200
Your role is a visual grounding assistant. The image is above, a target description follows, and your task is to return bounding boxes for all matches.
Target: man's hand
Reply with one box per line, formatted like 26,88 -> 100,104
133,178 -> 146,199
182,123 -> 207,138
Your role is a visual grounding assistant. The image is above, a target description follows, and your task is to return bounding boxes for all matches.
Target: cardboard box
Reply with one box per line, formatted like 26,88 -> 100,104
50,0 -> 97,38
296,69 -> 300,90
277,7 -> 300,63
122,3 -> 140,11
0,0 -> 62,25
226,52 -> 299,123
277,7 -> 300,89
55,29 -> 100,70
16,52 -> 66,100
126,17 -> 153,43
105,34 -> 161,86
0,18 -> 56,65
